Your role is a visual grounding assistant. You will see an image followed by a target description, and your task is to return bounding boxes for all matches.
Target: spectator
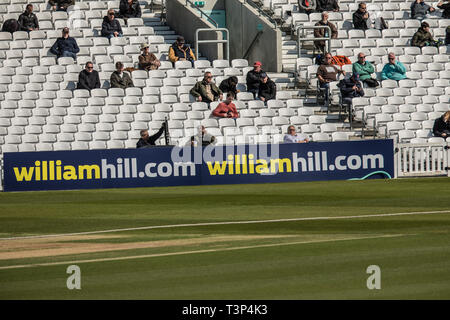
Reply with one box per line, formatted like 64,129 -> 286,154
136,126 -> 166,148
18,4 -> 39,32
446,26 -> 450,45
284,125 -> 309,143
316,0 -> 339,12
190,126 -> 216,146
212,93 -> 239,119
138,43 -> 160,71
49,27 -> 79,60
314,12 -> 338,53
119,0 -> 142,22
77,61 -> 100,91
437,0 -> 450,18
258,73 -> 277,103
338,72 -> 365,107
411,0 -> 435,20
168,36 -> 196,65
411,22 -> 439,48
246,61 -> 265,99
110,62 -> 134,89
101,9 -> 123,39
219,76 -> 239,97
316,52 -> 345,108
381,53 -> 407,81
48,0 -> 74,11
1,19 -> 21,34
352,52 -> 378,87
190,72 -> 223,104
297,0 -> 314,15
432,111 -> 450,138
353,2 -> 370,30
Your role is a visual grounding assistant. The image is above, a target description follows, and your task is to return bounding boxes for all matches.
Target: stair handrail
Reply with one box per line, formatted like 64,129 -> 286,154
185,0 -> 219,28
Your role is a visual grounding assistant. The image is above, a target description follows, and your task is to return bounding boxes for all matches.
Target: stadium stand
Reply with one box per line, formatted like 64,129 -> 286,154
0,0 -> 449,157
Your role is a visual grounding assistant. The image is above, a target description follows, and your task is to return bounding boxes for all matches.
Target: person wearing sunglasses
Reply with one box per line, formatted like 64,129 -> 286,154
49,27 -> 79,60
101,9 -> 123,39
352,2 -> 370,30
352,52 -> 378,87
381,53 -> 407,81
190,72 -> 223,104
316,52 -> 345,109
76,61 -> 101,91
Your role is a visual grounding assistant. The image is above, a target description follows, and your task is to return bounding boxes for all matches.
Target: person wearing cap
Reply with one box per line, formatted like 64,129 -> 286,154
258,73 -> 277,103
219,76 -> 239,97
190,126 -> 216,146
190,72 -> 223,104
119,0 -> 142,22
284,125 -> 309,144
411,21 -> 438,48
381,53 -> 407,81
246,61 -> 265,99
77,61 -> 100,91
169,36 -> 196,65
138,43 -> 160,71
110,61 -> 134,89
101,9 -> 123,39
48,0 -> 74,12
212,92 -> 239,119
49,27 -> 79,60
337,72 -> 364,107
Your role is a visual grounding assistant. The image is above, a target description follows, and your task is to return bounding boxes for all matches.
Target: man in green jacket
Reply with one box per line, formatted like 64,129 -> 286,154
381,53 -> 407,81
190,72 -> 223,104
352,52 -> 378,87
411,22 -> 436,48
110,62 -> 134,89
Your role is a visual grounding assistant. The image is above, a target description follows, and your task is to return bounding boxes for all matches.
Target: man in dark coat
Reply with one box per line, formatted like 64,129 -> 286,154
119,0 -> 142,21
411,0 -> 435,20
316,0 -> 340,12
338,72 -> 364,106
433,111 -> 450,138
190,72 -> 223,104
219,76 -> 239,97
411,22 -> 436,48
258,73 -> 277,103
48,0 -> 74,11
246,61 -> 265,98
110,62 -> 134,89
136,125 -> 166,148
101,9 -> 123,39
437,0 -> 450,18
49,27 -> 79,59
18,4 -> 39,31
77,62 -> 101,91
353,2 -> 370,30
168,36 -> 196,65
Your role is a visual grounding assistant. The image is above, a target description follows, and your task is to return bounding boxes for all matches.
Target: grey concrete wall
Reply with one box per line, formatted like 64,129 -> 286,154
200,0 -> 224,11
225,0 -> 282,73
166,0 -> 224,61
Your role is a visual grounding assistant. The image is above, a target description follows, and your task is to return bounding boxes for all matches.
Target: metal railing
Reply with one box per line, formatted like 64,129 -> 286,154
186,0 -> 219,28
244,0 -> 277,29
195,28 -> 230,62
296,25 -> 331,57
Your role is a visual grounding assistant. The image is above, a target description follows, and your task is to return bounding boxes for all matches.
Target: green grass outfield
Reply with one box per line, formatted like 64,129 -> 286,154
0,177 -> 449,299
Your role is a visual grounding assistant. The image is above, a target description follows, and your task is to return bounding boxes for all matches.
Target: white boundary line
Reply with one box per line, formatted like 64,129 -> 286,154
1,209 -> 449,241
0,234 -> 406,270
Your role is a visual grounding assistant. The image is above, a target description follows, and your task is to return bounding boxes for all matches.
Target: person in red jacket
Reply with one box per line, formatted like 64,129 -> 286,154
212,93 -> 239,118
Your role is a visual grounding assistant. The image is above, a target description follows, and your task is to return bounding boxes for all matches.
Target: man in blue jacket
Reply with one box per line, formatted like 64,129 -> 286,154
49,27 -> 79,59
381,53 -> 407,81
338,72 -> 364,107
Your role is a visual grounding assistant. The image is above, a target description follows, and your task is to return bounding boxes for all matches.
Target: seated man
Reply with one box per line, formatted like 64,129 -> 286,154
101,9 -> 123,39
437,0 -> 450,18
212,93 -> 239,119
219,76 -> 239,97
18,4 -> 39,32
338,72 -> 365,107
246,61 -> 265,98
353,2 -> 370,30
48,0 -> 74,11
119,0 -> 141,21
432,111 -> 450,138
316,0 -> 340,12
314,12 -> 338,54
258,73 -> 277,103
316,52 -> 345,108
411,22 -> 441,48
77,61 -> 100,91
381,53 -> 407,81
138,43 -> 160,71
49,27 -> 79,59
411,0 -> 435,20
352,52 -> 378,87
110,62 -> 134,89
136,125 -> 166,148
284,125 -> 309,143
168,36 -> 196,65
190,72 -> 223,104
297,0 -> 314,15
190,126 -> 216,146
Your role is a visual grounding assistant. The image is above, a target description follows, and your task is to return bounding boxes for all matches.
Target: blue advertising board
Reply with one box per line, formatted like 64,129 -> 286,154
2,140 -> 394,192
